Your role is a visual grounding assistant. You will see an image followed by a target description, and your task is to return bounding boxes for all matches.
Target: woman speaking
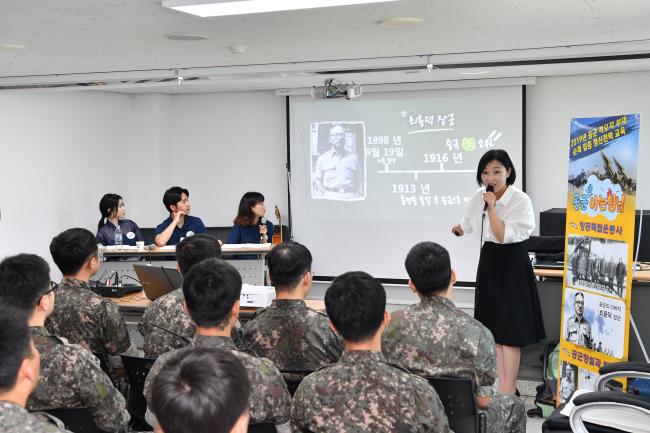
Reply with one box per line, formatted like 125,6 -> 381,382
452,149 -> 545,394
226,192 -> 273,244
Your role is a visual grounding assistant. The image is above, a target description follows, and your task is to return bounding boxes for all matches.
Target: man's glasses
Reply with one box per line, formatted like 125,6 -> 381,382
42,281 -> 58,297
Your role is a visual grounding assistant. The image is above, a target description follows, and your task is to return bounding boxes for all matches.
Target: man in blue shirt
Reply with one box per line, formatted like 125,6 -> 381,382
154,186 -> 206,246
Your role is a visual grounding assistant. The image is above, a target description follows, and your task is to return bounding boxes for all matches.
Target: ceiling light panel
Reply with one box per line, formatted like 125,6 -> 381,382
162,0 -> 398,17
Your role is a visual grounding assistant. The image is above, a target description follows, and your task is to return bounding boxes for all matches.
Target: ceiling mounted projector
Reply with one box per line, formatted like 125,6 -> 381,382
311,79 -> 362,100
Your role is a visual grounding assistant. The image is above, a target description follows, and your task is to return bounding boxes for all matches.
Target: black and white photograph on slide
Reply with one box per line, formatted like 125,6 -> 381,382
310,121 -> 366,201
567,234 -> 628,298
560,361 -> 578,403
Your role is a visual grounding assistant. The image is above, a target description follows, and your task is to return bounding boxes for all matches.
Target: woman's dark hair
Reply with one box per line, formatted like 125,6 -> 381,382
475,149 -> 516,186
98,193 -> 122,229
233,192 -> 265,226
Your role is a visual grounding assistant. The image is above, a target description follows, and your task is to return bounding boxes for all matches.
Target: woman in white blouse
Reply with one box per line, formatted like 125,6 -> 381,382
452,149 -> 545,395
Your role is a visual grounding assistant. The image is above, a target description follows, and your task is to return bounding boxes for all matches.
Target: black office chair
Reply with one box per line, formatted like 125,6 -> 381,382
542,361 -> 650,433
426,376 -> 486,433
248,422 -> 277,433
41,408 -> 103,433
139,228 -> 156,245
121,355 -> 156,431
207,226 -> 234,242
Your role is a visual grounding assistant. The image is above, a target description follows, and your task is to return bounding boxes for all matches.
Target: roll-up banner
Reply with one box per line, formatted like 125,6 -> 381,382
558,114 -> 640,403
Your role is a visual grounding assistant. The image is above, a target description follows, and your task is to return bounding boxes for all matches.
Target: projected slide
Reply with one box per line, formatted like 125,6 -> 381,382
290,85 -> 523,280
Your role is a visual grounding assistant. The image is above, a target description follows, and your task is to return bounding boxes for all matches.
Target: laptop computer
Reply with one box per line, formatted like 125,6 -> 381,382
133,264 -> 182,301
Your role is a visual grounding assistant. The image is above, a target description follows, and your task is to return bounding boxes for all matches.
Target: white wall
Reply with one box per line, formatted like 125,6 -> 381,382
169,92 -> 288,226
0,91 -> 134,277
2,73 -> 649,279
526,72 -> 650,233
0,90 -> 287,279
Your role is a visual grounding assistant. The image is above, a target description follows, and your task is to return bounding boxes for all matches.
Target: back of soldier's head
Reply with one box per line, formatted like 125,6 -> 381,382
325,271 -> 385,343
152,347 -> 250,433
267,241 -> 312,291
0,254 -> 51,313
0,303 -> 32,393
405,242 -> 452,296
176,234 -> 222,277
50,228 -> 98,275
182,259 -> 242,328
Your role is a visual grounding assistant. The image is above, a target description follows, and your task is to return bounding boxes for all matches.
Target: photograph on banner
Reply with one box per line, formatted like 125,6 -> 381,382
566,234 -> 628,298
563,287 -> 626,358
578,367 -> 599,391
559,361 -> 578,403
568,114 -> 639,205
310,121 -> 367,201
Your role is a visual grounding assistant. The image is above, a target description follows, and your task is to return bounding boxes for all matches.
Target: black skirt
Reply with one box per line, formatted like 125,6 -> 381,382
475,241 -> 546,347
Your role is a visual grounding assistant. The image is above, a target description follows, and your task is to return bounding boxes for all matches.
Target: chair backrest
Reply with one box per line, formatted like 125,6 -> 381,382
140,228 -> 156,245
248,422 -> 277,433
207,226 -> 233,241
280,371 -> 311,397
42,408 -> 102,433
426,375 -> 479,433
91,352 -> 111,377
121,355 -> 156,422
138,226 -> 291,245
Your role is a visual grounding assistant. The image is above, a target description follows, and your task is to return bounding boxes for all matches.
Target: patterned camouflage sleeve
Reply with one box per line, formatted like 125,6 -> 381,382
72,348 -> 130,432
99,300 -> 131,355
289,377 -> 314,432
142,352 -> 172,429
32,411 -> 75,433
143,353 -> 169,404
474,327 -> 498,397
136,309 -> 150,342
251,358 -> 292,425
232,319 -> 245,348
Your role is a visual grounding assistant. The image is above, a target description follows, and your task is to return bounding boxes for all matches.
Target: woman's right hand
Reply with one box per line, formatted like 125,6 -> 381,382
451,224 -> 464,237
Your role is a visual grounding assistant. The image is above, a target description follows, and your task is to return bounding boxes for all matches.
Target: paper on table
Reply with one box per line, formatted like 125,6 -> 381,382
222,243 -> 271,249
102,245 -> 138,250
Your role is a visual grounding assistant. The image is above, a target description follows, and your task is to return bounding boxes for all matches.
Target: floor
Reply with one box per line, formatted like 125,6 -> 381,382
518,379 -> 545,433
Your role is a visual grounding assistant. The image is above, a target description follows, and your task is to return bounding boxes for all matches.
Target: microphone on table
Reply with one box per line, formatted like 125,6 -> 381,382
483,185 -> 494,212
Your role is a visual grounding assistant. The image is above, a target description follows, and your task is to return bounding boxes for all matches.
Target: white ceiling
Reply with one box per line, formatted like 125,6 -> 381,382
2,0 -> 650,92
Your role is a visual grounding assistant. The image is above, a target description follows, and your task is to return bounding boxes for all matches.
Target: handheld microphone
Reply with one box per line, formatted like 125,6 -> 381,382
260,217 -> 267,243
483,185 -> 494,211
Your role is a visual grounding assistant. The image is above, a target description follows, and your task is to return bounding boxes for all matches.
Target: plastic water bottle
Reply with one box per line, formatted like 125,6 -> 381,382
114,224 -> 123,246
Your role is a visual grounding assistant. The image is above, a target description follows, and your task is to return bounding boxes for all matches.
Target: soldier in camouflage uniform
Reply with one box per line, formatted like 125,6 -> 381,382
0,304 -> 71,433
0,254 -> 130,433
144,259 -> 291,432
242,242 -> 342,376
138,234 -> 245,358
45,229 -> 131,356
382,242 -> 525,433
291,271 -> 451,433
149,347 -> 251,433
